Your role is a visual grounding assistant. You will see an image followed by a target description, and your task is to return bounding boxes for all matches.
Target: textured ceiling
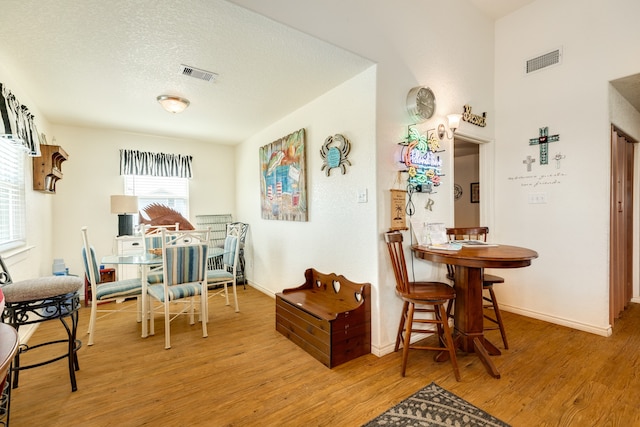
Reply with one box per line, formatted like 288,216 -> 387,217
611,74 -> 640,113
3,0 -> 638,147
0,0 -> 373,145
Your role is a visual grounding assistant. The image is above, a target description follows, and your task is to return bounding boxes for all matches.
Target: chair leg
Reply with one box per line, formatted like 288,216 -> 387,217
395,301 -> 409,352
188,297 -> 195,325
400,303 -> 415,377
136,296 -> 142,323
87,299 -> 98,346
201,284 -> 208,338
487,286 -> 509,349
164,298 -> 171,349
231,281 -> 239,312
239,250 -> 246,290
446,298 -> 454,320
438,303 -> 461,382
149,297 -> 155,336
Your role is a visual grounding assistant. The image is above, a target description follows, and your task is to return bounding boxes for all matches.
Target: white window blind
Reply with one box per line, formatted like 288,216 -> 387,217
0,141 -> 26,251
124,175 -> 189,218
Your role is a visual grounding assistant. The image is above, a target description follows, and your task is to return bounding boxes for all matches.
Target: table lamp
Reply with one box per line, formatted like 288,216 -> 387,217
110,195 -> 139,236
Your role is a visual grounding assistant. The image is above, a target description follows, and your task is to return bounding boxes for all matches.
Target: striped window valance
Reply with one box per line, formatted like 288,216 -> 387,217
0,82 -> 41,157
119,149 -> 193,178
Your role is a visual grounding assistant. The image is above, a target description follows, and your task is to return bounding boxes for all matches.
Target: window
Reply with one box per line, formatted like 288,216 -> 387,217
124,175 -> 189,218
0,142 -> 26,251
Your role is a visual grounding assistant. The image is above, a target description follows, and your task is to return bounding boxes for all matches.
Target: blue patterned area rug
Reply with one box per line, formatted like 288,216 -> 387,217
363,382 -> 510,427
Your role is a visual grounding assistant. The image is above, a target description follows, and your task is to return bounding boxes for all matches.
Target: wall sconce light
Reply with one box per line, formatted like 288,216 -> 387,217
110,195 -> 139,236
157,95 -> 190,114
437,114 -> 463,140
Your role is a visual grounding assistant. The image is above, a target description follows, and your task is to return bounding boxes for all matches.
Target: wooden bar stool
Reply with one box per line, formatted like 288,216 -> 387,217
385,231 -> 461,381
1,276 -> 83,392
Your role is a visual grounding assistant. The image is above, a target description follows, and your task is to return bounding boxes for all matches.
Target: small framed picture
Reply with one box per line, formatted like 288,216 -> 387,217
390,189 -> 408,231
470,182 -> 480,203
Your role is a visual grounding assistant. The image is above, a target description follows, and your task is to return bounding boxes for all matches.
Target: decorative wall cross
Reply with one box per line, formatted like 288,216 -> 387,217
529,127 -> 559,165
553,152 -> 566,169
523,155 -> 536,172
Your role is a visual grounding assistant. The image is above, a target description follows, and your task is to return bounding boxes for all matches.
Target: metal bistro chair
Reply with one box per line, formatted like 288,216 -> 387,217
226,222 -> 248,287
446,226 -> 509,349
2,274 -> 83,392
147,228 -> 210,349
385,231 -> 461,381
81,226 -> 143,346
141,223 -> 180,285
207,227 -> 241,313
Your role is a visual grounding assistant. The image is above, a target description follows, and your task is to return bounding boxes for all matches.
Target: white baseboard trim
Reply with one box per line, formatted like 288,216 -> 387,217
631,297 -> 640,304
247,281 -> 275,299
500,304 -> 613,337
18,323 -> 39,345
371,343 -> 391,357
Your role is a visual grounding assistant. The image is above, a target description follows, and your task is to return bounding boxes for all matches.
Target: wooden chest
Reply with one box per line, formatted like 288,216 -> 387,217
275,268 -> 371,368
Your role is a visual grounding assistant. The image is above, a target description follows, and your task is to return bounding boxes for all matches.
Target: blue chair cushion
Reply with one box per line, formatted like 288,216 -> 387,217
222,236 -> 237,266
145,235 -> 164,250
164,244 -> 208,285
207,269 -> 234,282
82,247 -> 101,284
148,282 -> 203,302
95,278 -> 142,300
146,271 -> 164,284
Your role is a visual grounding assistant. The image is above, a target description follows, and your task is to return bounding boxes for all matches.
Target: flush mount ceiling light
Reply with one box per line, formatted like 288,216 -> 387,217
156,95 -> 190,114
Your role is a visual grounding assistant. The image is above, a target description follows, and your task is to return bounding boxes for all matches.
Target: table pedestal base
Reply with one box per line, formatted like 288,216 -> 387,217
435,332 -> 502,378
472,337 -> 501,378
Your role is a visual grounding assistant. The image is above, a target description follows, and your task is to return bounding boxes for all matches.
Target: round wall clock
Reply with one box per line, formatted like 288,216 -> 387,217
454,184 -> 463,200
406,86 -> 436,123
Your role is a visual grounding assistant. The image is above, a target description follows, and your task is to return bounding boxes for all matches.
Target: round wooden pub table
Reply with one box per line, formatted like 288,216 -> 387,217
411,243 -> 538,378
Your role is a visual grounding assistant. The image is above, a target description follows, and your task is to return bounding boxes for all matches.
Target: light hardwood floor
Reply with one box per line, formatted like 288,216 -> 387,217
8,286 -> 640,426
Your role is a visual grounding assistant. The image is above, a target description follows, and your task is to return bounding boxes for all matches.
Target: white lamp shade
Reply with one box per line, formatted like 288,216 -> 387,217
447,114 -> 462,131
110,195 -> 139,214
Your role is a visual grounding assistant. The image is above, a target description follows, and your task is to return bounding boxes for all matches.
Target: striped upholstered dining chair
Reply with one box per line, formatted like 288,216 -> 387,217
81,226 -> 143,346
207,227 -> 241,313
147,228 -> 210,349
141,223 -> 180,285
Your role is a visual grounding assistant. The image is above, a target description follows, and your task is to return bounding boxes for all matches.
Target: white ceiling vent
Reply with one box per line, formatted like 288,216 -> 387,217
525,48 -> 562,74
179,64 -> 218,82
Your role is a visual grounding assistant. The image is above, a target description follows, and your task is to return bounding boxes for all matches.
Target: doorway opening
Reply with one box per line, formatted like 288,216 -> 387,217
453,136 -> 480,227
610,125 -> 637,325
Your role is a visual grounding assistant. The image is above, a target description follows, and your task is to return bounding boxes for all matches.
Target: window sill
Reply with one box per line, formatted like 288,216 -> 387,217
0,244 -> 35,266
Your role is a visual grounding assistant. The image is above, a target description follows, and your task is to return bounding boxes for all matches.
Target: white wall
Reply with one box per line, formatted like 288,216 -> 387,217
493,0 -> 640,335
50,125 -> 236,280
2,0 -> 497,356
0,64 -> 54,281
236,67 -> 380,341
8,0 -> 635,356
231,0 -> 496,354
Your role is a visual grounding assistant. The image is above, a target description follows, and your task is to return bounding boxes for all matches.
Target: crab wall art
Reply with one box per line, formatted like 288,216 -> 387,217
320,134 -> 351,176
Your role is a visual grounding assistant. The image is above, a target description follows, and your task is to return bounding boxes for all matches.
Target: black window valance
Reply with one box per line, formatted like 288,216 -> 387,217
119,149 -> 193,178
0,82 -> 41,157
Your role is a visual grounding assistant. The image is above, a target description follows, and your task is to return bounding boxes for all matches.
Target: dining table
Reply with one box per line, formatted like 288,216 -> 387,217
101,247 -> 224,339
411,243 -> 538,378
